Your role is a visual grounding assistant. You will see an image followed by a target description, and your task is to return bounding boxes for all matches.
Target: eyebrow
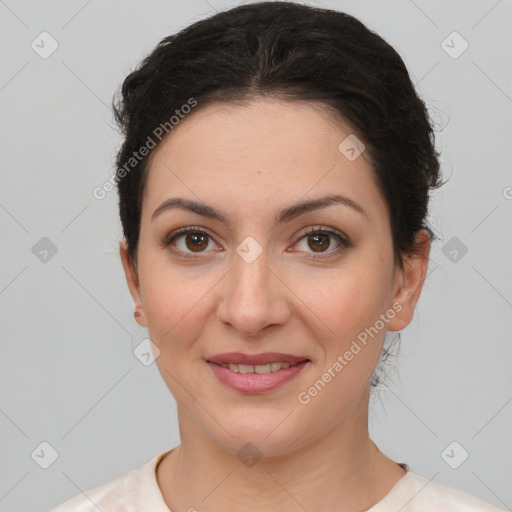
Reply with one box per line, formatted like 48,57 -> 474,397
151,194 -> 369,225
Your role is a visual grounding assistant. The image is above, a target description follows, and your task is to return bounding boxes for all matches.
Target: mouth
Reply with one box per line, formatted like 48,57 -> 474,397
209,360 -> 309,374
206,353 -> 311,393
206,352 -> 310,366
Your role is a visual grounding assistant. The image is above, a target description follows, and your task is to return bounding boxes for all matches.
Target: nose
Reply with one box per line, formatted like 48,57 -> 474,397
216,245 -> 290,337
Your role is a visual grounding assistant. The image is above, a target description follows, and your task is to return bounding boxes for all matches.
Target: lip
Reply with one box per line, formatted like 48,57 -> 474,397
207,352 -> 309,366
207,359 -> 310,394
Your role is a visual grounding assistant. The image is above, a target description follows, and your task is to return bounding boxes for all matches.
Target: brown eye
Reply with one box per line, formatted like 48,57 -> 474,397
163,228 -> 216,257
307,233 -> 331,252
294,228 -> 350,259
184,232 -> 209,252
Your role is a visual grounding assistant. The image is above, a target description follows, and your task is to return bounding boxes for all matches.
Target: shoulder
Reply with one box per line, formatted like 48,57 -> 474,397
49,451 -> 170,512
49,465 -> 141,512
376,469 -> 505,512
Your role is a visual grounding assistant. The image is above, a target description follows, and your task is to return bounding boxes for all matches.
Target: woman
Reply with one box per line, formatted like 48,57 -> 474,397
52,2 -> 503,511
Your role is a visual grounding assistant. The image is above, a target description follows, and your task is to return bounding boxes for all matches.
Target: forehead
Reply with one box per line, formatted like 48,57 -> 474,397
141,98 -> 386,225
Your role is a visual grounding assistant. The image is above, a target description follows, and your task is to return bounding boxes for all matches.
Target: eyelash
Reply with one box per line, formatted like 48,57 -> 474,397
161,225 -> 351,260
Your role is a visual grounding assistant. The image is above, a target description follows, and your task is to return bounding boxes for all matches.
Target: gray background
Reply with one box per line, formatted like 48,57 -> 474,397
1,0 -> 511,511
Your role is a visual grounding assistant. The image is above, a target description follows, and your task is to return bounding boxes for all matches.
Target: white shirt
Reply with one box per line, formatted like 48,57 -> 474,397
50,449 -> 504,511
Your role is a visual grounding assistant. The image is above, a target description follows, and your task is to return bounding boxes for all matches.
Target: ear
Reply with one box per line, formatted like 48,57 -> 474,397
119,239 -> 147,327
386,229 -> 431,332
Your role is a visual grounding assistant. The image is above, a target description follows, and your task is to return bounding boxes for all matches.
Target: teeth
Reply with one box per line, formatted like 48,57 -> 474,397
221,362 -> 294,374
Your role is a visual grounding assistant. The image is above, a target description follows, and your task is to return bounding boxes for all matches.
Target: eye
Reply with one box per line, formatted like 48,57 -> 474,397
162,225 -> 351,260
293,227 -> 351,259
162,226 -> 218,258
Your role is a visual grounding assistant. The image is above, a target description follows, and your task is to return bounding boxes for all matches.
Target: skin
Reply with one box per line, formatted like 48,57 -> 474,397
120,98 -> 431,512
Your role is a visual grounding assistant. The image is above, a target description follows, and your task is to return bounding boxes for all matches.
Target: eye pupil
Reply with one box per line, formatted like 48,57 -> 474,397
186,232 -> 208,251
308,233 -> 330,252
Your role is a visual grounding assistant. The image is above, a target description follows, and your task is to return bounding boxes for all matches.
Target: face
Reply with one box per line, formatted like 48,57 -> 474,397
121,98 -> 429,456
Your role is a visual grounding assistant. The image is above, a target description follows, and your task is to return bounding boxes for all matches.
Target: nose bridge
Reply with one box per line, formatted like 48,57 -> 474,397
218,238 -> 287,335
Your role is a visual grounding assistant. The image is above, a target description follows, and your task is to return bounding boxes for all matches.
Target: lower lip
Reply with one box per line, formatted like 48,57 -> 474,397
207,360 -> 309,393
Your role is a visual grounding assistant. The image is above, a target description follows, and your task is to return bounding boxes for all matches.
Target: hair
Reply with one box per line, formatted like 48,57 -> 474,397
112,1 -> 445,388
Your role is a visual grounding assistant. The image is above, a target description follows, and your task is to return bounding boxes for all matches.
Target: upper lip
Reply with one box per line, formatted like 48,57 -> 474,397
207,352 -> 310,366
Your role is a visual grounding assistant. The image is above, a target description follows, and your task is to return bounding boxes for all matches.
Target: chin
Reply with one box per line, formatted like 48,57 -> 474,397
211,417 -> 306,459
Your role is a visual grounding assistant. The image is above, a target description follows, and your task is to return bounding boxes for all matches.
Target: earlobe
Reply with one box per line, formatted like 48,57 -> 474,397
119,239 -> 146,326
386,230 -> 431,332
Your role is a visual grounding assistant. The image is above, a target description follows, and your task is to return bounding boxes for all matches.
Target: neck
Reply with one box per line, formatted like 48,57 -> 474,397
156,391 -> 406,512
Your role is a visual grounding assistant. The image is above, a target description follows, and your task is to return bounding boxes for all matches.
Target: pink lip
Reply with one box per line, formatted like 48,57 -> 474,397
207,360 -> 310,394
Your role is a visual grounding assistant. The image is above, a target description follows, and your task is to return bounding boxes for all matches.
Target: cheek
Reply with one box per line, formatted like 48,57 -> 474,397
141,269 -> 214,351
142,272 -> 212,399
292,266 -> 388,342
